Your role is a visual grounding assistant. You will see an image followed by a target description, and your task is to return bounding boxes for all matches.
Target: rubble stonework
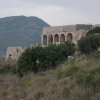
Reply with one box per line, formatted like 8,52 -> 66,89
5,24 -> 100,60
41,24 -> 93,45
5,47 -> 26,60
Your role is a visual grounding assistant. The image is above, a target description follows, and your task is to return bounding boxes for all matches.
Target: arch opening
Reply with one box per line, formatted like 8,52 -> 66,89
67,33 -> 73,42
43,35 -> 47,45
48,34 -> 53,45
54,34 -> 59,43
60,34 -> 65,44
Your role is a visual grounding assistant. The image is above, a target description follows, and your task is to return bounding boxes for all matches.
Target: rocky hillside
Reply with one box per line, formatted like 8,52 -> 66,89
0,16 -> 50,57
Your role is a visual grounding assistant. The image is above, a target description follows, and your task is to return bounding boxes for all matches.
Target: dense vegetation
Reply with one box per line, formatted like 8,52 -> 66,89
0,27 -> 100,100
17,27 -> 100,76
86,27 -> 100,36
78,35 -> 100,54
17,42 -> 75,76
0,52 -> 100,100
78,27 -> 100,54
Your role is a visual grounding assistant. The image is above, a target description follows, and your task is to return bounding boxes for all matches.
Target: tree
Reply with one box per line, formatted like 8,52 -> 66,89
78,35 -> 100,54
17,42 -> 75,76
87,27 -> 100,36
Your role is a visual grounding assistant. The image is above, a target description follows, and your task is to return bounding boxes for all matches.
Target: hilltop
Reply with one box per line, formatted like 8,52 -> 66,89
0,16 -> 50,57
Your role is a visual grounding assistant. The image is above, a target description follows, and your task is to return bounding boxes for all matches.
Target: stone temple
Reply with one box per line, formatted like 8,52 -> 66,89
41,24 -> 93,45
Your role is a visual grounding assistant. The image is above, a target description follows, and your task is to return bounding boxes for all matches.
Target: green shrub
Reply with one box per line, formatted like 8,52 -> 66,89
17,47 -> 42,76
78,35 -> 100,54
44,42 -> 75,68
87,27 -> 100,36
17,42 -> 75,76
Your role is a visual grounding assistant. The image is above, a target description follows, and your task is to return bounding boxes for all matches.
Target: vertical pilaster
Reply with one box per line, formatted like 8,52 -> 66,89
58,34 -> 59,42
65,33 -> 67,42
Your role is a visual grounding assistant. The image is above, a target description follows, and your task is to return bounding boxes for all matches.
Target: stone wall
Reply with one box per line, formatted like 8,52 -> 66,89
5,24 -> 98,61
5,47 -> 26,61
41,24 -> 92,45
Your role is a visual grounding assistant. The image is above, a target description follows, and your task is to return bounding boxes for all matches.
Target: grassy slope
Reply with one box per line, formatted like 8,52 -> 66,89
0,54 -> 100,100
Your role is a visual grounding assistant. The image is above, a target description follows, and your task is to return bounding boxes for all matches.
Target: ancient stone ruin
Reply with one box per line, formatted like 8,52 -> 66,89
5,47 -> 26,61
41,24 -> 92,45
5,24 -> 100,60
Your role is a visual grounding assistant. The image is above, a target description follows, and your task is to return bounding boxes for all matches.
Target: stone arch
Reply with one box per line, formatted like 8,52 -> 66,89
48,34 -> 53,45
54,34 -> 59,42
60,34 -> 65,44
43,35 -> 47,45
67,33 -> 73,42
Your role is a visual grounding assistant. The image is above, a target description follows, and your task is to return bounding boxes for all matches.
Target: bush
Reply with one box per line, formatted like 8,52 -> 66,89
17,42 -> 75,76
44,42 -> 75,68
78,35 -> 100,54
87,27 -> 100,36
17,47 -> 43,76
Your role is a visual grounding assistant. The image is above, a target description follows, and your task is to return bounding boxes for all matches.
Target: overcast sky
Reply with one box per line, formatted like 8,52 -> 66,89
0,0 -> 100,25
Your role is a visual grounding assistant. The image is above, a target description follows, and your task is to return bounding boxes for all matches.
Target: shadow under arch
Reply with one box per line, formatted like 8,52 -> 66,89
60,34 -> 65,44
48,34 -> 53,45
67,33 -> 73,42
54,34 -> 59,42
43,35 -> 47,45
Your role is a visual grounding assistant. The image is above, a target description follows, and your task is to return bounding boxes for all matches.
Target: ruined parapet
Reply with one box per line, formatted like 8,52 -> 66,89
75,24 -> 92,31
43,24 -> 92,35
5,47 -> 26,61
43,25 -> 76,35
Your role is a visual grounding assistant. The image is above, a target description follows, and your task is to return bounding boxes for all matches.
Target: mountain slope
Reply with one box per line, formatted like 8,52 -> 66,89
0,16 -> 50,57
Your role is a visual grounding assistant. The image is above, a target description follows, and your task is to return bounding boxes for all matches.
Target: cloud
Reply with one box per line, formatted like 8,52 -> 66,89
0,0 -> 100,25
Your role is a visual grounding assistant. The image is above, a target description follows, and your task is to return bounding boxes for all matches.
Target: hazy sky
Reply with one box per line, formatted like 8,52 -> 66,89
0,0 -> 100,25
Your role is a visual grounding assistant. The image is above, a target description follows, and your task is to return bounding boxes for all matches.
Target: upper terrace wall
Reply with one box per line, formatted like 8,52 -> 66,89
42,24 -> 92,45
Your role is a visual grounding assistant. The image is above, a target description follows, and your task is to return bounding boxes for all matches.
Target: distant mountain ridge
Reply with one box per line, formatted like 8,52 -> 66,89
0,16 -> 50,57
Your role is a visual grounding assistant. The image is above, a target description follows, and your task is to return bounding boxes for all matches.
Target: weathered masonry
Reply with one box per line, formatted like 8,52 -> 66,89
41,24 -> 92,45
5,47 -> 26,60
